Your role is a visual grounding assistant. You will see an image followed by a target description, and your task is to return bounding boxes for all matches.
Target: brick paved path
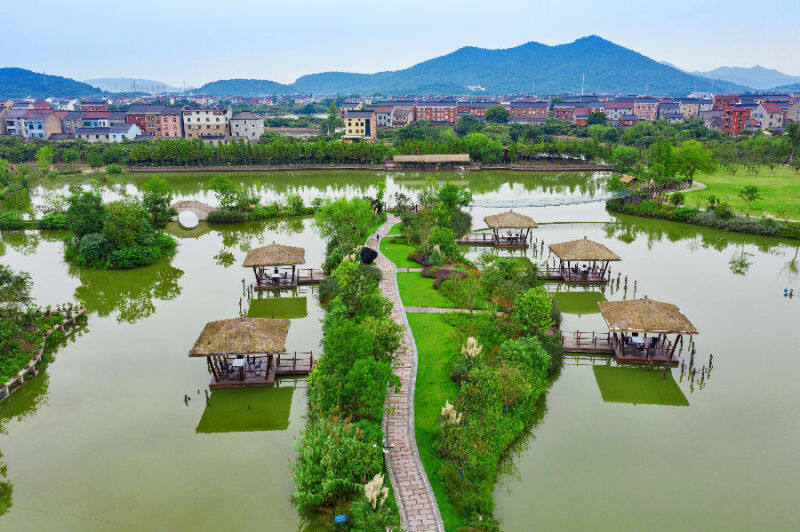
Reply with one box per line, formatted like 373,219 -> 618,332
368,216 -> 445,532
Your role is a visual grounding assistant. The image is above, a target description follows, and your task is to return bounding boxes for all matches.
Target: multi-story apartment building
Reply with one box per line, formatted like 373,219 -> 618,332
633,98 -> 659,121
230,111 -> 265,142
786,101 -> 800,124
4,109 -> 28,135
456,101 -> 496,119
509,101 -> 549,121
722,105 -> 751,135
751,102 -> 784,130
415,101 -> 458,125
604,100 -> 634,121
391,108 -> 413,128
713,94 -> 740,110
24,112 -> 62,139
182,107 -> 231,140
658,102 -> 680,119
60,111 -> 84,134
127,105 -> 184,138
343,110 -> 376,142
677,98 -> 701,118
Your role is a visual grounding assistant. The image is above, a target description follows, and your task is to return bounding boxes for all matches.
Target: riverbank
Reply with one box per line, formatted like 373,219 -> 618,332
126,162 -> 610,173
606,198 -> 800,240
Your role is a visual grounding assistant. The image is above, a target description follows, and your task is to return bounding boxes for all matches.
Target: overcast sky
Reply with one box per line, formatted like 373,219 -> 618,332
3,0 -> 798,87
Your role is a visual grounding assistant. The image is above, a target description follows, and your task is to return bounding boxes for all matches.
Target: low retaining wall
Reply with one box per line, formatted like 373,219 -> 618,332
0,308 -> 87,402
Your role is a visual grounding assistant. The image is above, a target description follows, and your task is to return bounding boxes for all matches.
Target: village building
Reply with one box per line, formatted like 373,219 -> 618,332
75,123 -> 141,142
415,100 -> 458,125
603,100 -> 634,121
343,109 -> 376,142
722,105 -> 752,135
23,111 -> 62,139
182,107 -> 231,140
509,101 -> 549,121
633,97 -> 659,121
230,111 -> 265,142
80,99 -> 108,112
751,102 -> 785,129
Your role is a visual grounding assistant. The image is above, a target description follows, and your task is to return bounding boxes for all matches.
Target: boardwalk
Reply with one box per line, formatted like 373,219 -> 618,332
369,216 -> 445,532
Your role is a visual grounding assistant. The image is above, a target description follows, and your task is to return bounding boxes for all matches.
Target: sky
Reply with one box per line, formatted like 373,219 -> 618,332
2,0 -> 798,87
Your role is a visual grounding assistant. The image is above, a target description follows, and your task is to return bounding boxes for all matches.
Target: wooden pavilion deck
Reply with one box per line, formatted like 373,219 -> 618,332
455,232 -> 528,248
538,266 -> 609,284
297,268 -> 326,285
209,352 -> 317,388
561,331 -> 679,365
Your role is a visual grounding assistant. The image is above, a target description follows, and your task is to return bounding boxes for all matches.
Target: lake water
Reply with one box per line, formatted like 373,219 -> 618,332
2,170 -> 799,531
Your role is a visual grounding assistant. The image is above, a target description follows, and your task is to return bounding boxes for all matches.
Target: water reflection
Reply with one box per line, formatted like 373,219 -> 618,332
69,259 -> 183,323
247,294 -> 308,319
592,366 -> 689,406
195,387 -> 294,433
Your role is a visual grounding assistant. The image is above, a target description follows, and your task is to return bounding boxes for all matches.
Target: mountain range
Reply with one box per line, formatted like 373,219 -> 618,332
85,77 -> 187,93
197,36 -> 750,96
692,65 -> 800,91
2,36 -> 798,98
0,67 -> 101,98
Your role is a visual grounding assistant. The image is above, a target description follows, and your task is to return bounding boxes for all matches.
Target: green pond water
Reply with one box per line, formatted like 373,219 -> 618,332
2,170 -> 798,531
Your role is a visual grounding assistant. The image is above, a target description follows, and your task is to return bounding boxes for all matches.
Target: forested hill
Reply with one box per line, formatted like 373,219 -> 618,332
0,68 -> 102,98
197,36 -> 748,96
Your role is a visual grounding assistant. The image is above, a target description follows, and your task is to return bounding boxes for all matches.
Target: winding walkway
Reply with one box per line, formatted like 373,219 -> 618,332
368,215 -> 445,532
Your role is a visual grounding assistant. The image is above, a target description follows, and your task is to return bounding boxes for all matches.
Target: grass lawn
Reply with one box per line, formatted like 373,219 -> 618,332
397,272 -> 456,308
380,238 -> 420,269
386,222 -> 404,235
407,313 -> 465,532
685,165 -> 800,219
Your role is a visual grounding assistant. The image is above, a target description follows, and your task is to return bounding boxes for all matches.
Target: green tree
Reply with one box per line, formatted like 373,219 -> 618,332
609,145 -> 640,173
674,139 -> 716,184
485,105 -> 509,124
738,185 -> 762,217
314,197 -> 375,255
669,192 -> 685,206
0,265 -> 33,315
586,112 -> 608,126
141,177 -> 176,229
786,123 -> 800,165
102,201 -> 150,248
35,146 -> 54,170
61,148 -> 80,163
511,286 -> 553,334
65,190 -> 105,238
455,114 -> 483,136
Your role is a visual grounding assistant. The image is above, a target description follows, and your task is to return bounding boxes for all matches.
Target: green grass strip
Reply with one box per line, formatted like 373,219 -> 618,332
407,313 -> 465,532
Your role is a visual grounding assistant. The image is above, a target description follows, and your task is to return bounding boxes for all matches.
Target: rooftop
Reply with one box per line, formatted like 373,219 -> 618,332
189,318 -> 290,357
549,237 -> 620,261
599,297 -> 697,334
243,243 -> 305,267
484,210 -> 537,229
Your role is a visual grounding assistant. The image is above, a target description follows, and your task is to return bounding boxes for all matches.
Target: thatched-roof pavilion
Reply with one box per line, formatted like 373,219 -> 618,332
548,237 -> 620,283
619,175 -> 639,185
598,297 -> 697,365
482,210 -> 537,248
244,244 -> 305,290
189,318 -> 290,388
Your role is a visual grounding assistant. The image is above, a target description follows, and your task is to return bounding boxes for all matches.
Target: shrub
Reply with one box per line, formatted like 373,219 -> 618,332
286,194 -> 304,214
207,208 -> 248,223
38,213 -> 67,230
106,164 -> 123,175
669,192 -> 685,206
0,211 -> 25,230
77,233 -> 112,266
713,202 -> 733,220
673,206 -> 699,222
250,204 -> 279,220
65,190 -> 105,237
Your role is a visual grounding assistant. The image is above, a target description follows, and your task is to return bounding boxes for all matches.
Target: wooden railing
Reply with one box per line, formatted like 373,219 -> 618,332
561,330 -> 611,348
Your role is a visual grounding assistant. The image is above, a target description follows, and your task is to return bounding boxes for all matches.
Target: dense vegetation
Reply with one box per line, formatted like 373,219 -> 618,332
0,67 -> 102,98
0,264 -> 86,384
292,197 -> 400,530
61,180 -> 177,269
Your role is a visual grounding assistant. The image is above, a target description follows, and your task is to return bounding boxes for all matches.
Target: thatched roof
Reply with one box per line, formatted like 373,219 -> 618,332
598,297 -> 697,334
189,318 -> 290,357
549,238 -> 620,261
619,175 -> 639,184
393,154 -> 470,163
484,210 -> 537,229
243,244 -> 305,267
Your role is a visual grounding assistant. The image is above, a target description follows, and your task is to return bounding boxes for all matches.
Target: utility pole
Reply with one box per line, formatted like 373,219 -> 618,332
581,73 -> 585,97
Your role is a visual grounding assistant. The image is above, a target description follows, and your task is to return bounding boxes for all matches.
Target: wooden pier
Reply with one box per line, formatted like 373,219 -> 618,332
537,266 -> 609,284
455,232 -> 529,248
297,268 -> 326,285
209,351 -> 317,388
561,331 -> 680,365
